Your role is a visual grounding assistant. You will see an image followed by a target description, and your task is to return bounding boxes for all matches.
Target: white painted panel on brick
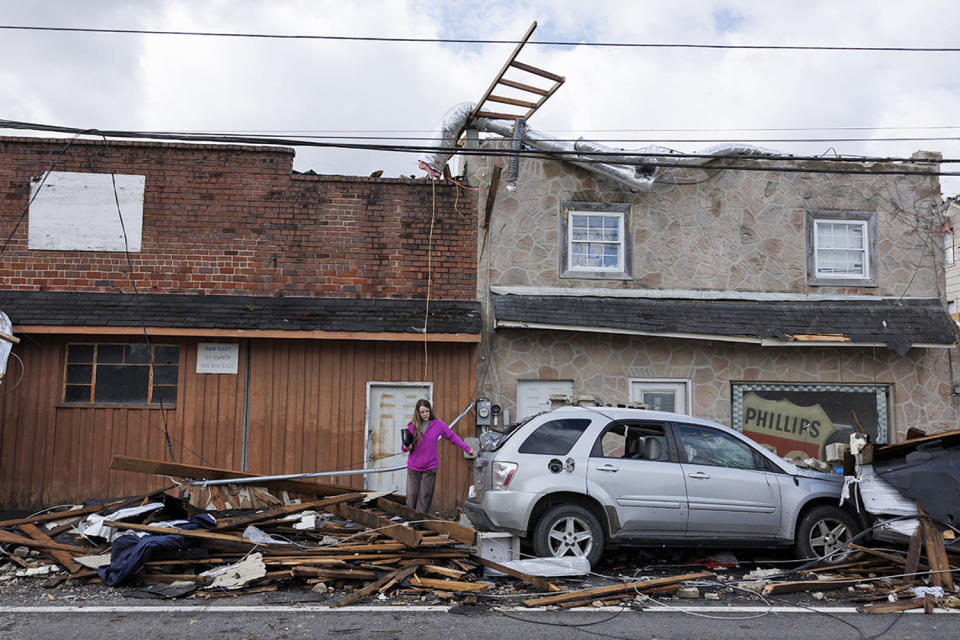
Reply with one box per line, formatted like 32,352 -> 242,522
196,343 -> 239,374
517,380 -> 573,420
28,171 -> 145,251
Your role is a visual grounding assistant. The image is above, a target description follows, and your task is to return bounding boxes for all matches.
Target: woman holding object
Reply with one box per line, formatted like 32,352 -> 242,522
402,398 -> 473,513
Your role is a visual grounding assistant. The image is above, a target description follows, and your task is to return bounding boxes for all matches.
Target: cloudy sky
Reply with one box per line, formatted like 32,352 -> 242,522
2,0 -> 960,192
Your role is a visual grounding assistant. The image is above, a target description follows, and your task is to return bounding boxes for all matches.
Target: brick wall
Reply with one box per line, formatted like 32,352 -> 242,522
0,137 -> 476,299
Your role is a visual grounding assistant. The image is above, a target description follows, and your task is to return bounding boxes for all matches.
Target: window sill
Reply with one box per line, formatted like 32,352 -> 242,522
807,276 -> 879,287
560,270 -> 633,280
57,403 -> 177,410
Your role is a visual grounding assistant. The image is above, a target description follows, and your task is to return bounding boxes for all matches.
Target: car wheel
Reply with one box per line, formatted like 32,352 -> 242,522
794,506 -> 858,564
532,504 -> 604,567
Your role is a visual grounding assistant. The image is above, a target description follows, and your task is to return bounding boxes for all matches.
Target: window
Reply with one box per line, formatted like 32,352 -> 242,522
629,379 -> 689,413
594,422 -> 669,461
517,419 -> 591,455
949,301 -> 957,315
560,202 -> 631,279
945,229 -> 954,266
675,423 -> 757,470
64,343 -> 179,405
806,211 -> 878,287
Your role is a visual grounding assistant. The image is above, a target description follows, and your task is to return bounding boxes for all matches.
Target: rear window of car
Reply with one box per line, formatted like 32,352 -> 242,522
517,419 -> 591,455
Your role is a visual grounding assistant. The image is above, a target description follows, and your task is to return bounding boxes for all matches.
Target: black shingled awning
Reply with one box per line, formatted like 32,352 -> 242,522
493,294 -> 957,354
0,290 -> 481,335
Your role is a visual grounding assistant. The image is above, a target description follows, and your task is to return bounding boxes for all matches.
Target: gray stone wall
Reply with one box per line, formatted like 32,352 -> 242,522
467,144 -> 958,437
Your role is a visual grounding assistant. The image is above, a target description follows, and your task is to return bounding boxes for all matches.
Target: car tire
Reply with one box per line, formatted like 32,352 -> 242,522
532,503 -> 604,567
793,505 -> 859,565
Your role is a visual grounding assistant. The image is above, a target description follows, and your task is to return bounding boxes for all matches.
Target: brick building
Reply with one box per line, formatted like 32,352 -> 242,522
0,136 -> 480,510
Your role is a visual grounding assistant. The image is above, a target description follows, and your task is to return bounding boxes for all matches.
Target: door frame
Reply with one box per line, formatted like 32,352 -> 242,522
363,381 -> 433,491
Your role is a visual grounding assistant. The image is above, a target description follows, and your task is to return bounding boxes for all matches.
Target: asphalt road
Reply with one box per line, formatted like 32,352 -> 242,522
3,602 -> 960,640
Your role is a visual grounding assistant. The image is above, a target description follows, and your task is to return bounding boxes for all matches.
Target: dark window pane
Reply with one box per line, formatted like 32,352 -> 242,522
154,346 -> 179,365
518,419 -> 591,455
67,344 -> 94,363
66,365 -> 93,384
153,365 -> 178,385
94,365 -> 149,403
151,385 -> 177,404
125,344 -> 151,364
97,344 -> 124,363
64,385 -> 91,403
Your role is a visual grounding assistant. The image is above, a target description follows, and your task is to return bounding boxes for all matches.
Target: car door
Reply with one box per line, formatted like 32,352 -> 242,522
672,422 -> 783,538
586,421 -> 688,537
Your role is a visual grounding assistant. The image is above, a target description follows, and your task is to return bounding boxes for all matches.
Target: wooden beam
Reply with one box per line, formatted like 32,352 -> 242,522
497,78 -> 550,96
522,572 -> 713,607
16,325 -> 480,343
410,575 -> 489,592
762,578 -> 862,595
374,498 -> 476,546
329,563 -> 423,608
111,455 -> 352,497
509,61 -> 565,82
858,597 -> 926,614
0,529 -> 91,554
469,554 -> 561,592
904,525 -> 923,582
17,524 -> 83,574
483,166 -> 502,231
0,331 -> 20,344
468,21 -> 539,126
486,95 -> 539,109
474,110 -> 527,121
921,516 -> 955,591
214,494 -> 363,530
330,503 -> 421,548
108,521 -> 256,546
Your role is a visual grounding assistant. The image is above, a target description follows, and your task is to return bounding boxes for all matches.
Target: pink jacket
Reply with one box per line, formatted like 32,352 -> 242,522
403,418 -> 472,471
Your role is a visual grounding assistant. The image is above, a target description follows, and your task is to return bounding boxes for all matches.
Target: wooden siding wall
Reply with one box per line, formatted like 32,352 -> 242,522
0,335 -> 477,511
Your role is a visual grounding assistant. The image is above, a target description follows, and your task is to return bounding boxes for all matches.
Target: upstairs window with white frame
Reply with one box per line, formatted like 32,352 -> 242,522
814,220 -> 868,278
560,202 -> 631,279
806,211 -> 878,287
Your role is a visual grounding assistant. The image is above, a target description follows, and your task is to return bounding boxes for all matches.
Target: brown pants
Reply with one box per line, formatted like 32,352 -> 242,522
406,468 -> 437,514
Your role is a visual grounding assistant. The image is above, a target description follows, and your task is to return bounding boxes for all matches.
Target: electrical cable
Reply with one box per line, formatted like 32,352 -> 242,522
0,352 -> 24,394
2,25 -> 959,53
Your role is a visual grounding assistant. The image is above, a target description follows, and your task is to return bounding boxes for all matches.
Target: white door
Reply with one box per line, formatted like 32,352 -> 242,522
517,380 -> 574,420
630,379 -> 689,413
365,382 -> 432,493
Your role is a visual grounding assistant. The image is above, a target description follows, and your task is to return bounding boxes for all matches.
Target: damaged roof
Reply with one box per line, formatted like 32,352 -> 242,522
493,293 -> 957,353
0,291 -> 481,335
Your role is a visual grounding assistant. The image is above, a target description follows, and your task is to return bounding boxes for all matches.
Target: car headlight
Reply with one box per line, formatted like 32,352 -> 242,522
492,461 -> 518,490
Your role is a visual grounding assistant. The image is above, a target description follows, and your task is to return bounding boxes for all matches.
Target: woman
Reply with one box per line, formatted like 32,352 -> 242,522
401,398 -> 474,513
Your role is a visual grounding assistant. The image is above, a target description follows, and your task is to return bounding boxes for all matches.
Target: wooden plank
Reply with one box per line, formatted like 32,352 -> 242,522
110,455 -> 352,497
522,572 -> 713,607
331,503 -> 421,548
858,597 -> 925,614
762,578 -> 862,595
292,566 -> 377,581
374,497 -> 476,545
497,78 -> 549,96
410,575 -> 489,592
921,516 -> 955,591
509,60 -> 565,82
0,331 -> 20,344
468,21 -> 539,126
18,523 -> 83,574
469,554 -> 562,592
0,487 -> 174,528
422,564 -> 467,579
107,521 -> 257,545
904,525 -> 923,581
486,94 -> 539,109
329,563 -> 423,608
0,529 -> 91,554
214,494 -> 362,530
474,110 -> 526,121
482,166 -> 502,231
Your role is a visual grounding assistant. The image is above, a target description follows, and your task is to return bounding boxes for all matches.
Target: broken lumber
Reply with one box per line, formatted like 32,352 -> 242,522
0,529 -> 91,554
469,554 -> 562,592
522,571 -> 713,607
111,455 -> 351,498
858,597 -> 926,614
374,497 -> 476,546
330,502 -> 421,548
762,578 -> 862,595
18,524 -> 83,574
213,494 -> 364,530
329,563 -> 423,608
409,575 -> 489,593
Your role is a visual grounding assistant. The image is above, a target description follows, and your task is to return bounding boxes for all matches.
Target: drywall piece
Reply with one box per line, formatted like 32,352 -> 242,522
28,171 -> 145,251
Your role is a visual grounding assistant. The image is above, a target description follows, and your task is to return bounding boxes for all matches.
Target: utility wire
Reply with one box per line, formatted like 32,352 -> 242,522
1,25 -> 959,52
2,119 -> 959,176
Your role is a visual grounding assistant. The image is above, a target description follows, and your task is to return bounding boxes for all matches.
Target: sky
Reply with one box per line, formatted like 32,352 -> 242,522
2,0 -> 960,193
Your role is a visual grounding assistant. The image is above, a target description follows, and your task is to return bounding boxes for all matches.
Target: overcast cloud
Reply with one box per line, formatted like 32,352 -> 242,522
2,0 -> 959,193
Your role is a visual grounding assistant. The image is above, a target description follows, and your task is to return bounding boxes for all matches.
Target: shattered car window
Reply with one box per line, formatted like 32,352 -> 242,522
676,423 -> 757,470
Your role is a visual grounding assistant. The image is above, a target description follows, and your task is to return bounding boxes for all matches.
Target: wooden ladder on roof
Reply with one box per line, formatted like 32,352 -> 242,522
468,21 -> 565,124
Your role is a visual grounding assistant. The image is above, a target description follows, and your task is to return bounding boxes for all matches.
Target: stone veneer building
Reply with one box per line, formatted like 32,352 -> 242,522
464,140 -> 958,458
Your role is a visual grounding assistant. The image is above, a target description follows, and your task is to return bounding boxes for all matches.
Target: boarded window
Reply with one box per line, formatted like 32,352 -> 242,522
64,343 -> 179,405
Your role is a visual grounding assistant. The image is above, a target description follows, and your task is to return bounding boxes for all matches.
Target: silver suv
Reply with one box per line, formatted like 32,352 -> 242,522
463,406 -> 860,566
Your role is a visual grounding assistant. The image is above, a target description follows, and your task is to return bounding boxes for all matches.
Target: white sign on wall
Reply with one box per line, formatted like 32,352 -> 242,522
28,171 -> 145,252
196,343 -> 239,374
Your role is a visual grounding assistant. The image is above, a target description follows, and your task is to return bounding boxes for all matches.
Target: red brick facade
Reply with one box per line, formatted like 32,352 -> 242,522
0,137 -> 477,299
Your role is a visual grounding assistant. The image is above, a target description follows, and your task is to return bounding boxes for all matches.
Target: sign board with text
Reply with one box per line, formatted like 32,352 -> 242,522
196,343 -> 239,374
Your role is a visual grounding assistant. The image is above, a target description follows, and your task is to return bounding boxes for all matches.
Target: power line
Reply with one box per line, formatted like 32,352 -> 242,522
2,118 -> 958,176
1,24 -> 958,52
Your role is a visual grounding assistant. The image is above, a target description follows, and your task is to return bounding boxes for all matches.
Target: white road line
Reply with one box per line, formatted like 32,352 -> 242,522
2,605 -> 958,614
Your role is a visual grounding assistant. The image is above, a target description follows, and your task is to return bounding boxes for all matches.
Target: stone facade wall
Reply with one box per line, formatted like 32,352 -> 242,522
0,136 -> 477,299
467,144 -> 958,437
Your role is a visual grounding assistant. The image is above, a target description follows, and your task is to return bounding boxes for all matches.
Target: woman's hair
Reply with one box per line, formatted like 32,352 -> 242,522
411,398 -> 435,446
